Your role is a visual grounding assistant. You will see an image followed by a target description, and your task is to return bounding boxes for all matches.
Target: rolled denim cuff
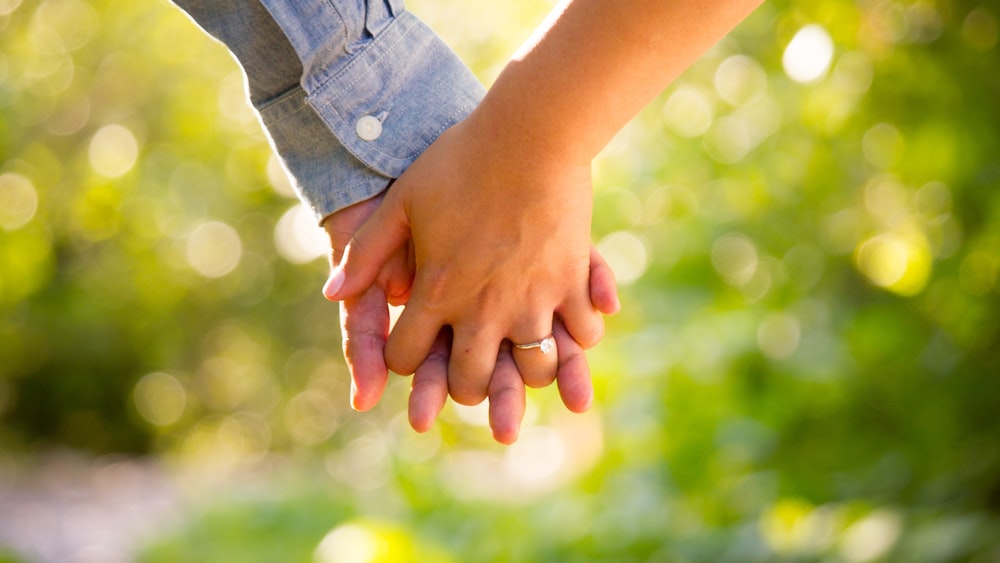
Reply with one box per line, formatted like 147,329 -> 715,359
301,10 -> 485,179
257,87 -> 390,222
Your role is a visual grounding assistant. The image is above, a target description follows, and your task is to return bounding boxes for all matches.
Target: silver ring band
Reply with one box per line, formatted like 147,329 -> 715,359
512,334 -> 555,354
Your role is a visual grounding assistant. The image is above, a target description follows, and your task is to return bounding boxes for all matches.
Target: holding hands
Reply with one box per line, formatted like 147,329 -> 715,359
321,113 -> 620,441
320,0 -> 764,443
172,0 -> 763,443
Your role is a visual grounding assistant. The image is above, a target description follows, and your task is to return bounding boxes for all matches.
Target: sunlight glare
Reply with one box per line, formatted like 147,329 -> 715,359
783,25 -> 835,83
315,523 -> 382,563
855,233 -> 931,296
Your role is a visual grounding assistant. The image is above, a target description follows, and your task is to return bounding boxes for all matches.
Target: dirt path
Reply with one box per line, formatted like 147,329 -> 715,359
0,450 -> 183,563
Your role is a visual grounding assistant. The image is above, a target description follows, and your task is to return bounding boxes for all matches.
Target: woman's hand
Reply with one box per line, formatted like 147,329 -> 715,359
324,107 -> 604,409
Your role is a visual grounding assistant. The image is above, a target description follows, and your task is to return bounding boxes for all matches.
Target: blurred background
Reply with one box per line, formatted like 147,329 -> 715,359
1,0 -> 999,560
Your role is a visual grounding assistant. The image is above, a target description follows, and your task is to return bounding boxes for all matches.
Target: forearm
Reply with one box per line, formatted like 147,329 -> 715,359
474,0 -> 764,167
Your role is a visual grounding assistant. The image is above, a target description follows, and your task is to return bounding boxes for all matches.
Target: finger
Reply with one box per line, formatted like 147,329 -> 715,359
510,319 -> 558,389
322,194 -> 414,306
559,290 -> 605,350
377,240 -> 414,306
384,303 -> 444,376
339,285 -> 391,412
589,245 -> 621,315
409,328 -> 451,433
488,342 -> 526,444
447,324 -> 502,406
324,188 -> 411,302
322,193 -> 385,251
553,318 -> 594,413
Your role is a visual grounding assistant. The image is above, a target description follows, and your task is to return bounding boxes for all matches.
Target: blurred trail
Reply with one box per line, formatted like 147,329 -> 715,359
0,450 -> 183,563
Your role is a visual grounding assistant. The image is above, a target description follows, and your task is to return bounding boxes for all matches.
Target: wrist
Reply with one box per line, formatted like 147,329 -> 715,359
464,68 -> 596,171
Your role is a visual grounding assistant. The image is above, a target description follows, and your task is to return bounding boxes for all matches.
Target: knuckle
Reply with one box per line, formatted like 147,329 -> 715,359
414,268 -> 453,312
411,376 -> 447,397
488,384 -> 520,404
341,333 -> 382,363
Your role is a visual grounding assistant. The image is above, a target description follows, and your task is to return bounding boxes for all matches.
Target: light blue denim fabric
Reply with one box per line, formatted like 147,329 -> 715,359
171,0 -> 485,222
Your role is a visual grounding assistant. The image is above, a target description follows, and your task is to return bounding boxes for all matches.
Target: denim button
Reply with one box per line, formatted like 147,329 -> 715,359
355,115 -> 382,141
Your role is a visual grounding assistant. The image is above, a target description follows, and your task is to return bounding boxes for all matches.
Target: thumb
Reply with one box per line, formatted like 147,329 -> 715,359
323,188 -> 410,301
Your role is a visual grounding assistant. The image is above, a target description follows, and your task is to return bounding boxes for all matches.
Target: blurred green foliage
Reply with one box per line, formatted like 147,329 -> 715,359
2,0 -> 1000,560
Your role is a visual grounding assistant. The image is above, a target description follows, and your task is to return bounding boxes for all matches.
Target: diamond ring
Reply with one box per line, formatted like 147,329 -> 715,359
512,334 -> 555,354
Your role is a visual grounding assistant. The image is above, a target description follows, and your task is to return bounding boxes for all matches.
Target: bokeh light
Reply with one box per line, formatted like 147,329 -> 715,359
757,313 -> 801,360
855,232 -> 931,296
133,372 -> 187,427
315,523 -> 382,563
596,230 -> 649,285
711,232 -> 758,286
714,54 -> 768,106
266,154 -> 298,199
962,7 -> 999,51
862,122 -> 904,170
0,173 -> 39,230
274,203 -> 328,264
662,85 -> 714,138
89,124 -> 139,178
186,220 -> 243,278
840,510 -> 902,562
783,24 -> 835,83
705,114 -> 752,163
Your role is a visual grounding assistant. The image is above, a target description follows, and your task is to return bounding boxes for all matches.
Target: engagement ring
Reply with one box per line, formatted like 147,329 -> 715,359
512,334 -> 555,354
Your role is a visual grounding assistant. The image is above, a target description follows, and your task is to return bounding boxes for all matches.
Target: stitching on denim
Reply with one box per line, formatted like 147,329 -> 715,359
308,15 -> 419,172
323,0 -> 349,55
307,14 -> 480,173
260,98 -> 312,127
255,84 -> 305,112
313,12 -> 414,104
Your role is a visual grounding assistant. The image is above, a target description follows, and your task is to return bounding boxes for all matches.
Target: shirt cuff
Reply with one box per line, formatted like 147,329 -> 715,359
301,10 -> 486,179
256,86 -> 391,223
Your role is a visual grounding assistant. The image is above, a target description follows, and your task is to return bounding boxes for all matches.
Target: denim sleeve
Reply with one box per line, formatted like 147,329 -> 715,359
259,0 -> 486,179
171,0 -> 485,222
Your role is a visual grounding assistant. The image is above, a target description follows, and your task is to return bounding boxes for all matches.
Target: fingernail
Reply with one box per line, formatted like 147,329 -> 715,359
322,267 -> 345,299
